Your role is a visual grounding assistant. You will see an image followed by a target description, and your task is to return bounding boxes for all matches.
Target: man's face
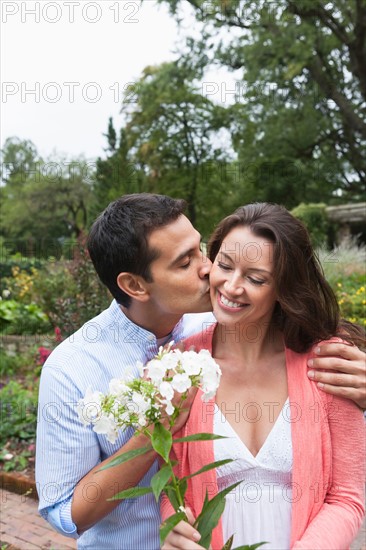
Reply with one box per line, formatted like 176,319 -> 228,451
145,215 -> 212,318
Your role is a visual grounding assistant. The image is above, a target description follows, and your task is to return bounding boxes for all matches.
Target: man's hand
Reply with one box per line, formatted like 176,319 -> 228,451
307,342 -> 366,409
161,508 -> 204,550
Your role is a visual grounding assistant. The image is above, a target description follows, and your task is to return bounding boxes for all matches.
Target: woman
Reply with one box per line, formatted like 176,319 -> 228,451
161,203 -> 365,550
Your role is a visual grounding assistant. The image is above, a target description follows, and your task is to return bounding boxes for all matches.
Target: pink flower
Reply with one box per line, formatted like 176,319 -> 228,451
38,347 -> 52,365
55,326 -> 62,342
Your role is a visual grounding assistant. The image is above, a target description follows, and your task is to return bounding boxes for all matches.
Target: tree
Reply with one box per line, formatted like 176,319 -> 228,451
91,119 -> 145,217
120,59 -> 234,232
95,58 -> 237,235
158,0 -> 366,202
1,138 -> 93,254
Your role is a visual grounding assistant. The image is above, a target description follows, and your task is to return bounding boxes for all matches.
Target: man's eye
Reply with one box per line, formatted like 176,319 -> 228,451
180,260 -> 191,269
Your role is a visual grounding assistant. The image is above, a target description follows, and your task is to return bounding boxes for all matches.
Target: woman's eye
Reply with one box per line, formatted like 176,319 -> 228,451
247,277 -> 265,285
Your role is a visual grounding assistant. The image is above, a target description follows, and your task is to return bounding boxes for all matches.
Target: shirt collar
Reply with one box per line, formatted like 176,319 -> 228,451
110,300 -> 184,362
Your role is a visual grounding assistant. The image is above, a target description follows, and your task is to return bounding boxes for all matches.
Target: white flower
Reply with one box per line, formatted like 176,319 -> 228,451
130,391 -> 151,415
161,399 -> 175,416
180,350 -> 202,376
199,352 -> 222,401
109,378 -> 129,398
171,373 -> 192,393
121,364 -> 141,382
3,452 -> 13,460
138,415 -> 147,427
146,359 -> 167,383
160,349 -> 182,371
93,414 -> 118,444
77,386 -> 103,426
77,346 -> 222,441
159,381 -> 174,401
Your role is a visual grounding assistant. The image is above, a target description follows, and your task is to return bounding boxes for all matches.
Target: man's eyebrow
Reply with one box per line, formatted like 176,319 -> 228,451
169,248 -> 195,267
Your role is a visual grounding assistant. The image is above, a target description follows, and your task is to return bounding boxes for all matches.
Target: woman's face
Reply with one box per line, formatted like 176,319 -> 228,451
209,225 -> 278,328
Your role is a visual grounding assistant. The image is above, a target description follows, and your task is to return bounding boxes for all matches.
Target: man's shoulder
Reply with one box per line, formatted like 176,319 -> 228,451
43,302 -> 119,369
181,312 -> 215,338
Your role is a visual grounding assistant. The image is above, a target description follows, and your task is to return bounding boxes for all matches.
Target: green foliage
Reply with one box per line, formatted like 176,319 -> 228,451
0,345 -> 38,378
0,446 -> 32,472
92,124 -> 144,218
33,234 -> 111,335
159,0 -> 366,202
0,380 -> 38,445
0,254 -> 44,279
318,238 -> 366,326
1,139 -> 93,253
333,274 -> 365,327
95,60 -> 234,236
0,300 -> 51,335
291,203 -> 330,247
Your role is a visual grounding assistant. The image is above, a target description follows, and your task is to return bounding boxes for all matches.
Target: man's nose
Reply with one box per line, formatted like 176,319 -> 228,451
199,254 -> 212,278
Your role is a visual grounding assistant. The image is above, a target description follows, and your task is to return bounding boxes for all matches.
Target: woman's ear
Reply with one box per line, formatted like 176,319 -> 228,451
116,272 -> 150,302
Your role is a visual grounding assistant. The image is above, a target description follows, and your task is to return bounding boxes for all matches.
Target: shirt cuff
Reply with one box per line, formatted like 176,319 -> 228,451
43,497 -> 79,538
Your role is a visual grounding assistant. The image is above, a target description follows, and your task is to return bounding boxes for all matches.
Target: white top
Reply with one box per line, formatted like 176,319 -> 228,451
214,399 -> 293,550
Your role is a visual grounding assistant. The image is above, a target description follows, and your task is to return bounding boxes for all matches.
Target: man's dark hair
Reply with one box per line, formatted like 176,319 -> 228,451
87,193 -> 187,307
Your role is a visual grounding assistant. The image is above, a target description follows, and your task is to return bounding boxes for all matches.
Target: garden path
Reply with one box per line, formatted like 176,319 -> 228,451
0,489 -> 76,550
0,488 -> 365,550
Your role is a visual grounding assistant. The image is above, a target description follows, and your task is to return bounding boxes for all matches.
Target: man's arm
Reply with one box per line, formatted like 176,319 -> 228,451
36,360 -> 197,536
307,342 -> 366,409
71,431 -> 156,533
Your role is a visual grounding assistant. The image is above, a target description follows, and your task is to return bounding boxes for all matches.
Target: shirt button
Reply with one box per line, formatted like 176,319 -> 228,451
148,334 -> 155,341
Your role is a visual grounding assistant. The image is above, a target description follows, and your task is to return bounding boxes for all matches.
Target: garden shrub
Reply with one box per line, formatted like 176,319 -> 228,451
291,203 -> 331,248
33,233 -> 111,336
0,380 -> 38,445
0,300 -> 52,335
318,237 -> 366,328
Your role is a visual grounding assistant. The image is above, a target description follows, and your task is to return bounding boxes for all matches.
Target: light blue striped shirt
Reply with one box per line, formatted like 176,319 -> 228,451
36,300 -> 214,549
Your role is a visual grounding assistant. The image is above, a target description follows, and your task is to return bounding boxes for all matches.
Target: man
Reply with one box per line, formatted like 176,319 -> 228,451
36,193 -> 365,549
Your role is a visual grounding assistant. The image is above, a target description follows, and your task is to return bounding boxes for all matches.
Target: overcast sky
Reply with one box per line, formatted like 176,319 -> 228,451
1,0 -> 194,161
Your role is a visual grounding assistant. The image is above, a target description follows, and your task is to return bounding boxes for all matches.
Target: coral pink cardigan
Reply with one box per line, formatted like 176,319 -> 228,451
161,326 -> 365,550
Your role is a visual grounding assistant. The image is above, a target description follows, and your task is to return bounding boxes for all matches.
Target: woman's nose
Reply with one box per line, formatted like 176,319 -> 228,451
224,276 -> 244,296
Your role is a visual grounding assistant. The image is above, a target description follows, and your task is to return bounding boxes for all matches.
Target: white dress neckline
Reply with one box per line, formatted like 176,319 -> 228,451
213,398 -> 293,550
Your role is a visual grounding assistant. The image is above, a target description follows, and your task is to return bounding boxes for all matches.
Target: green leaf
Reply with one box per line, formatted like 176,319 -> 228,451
98,444 -> 152,470
160,511 -> 186,545
164,484 -> 180,512
232,544 -> 268,550
222,534 -> 234,550
184,459 -> 233,480
151,464 -> 173,501
195,481 -> 243,549
108,486 -> 153,501
151,422 -> 172,462
173,433 -> 227,443
178,477 -> 188,500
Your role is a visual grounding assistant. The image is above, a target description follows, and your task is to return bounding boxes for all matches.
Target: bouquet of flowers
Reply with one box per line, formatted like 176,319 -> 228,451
77,343 -> 265,550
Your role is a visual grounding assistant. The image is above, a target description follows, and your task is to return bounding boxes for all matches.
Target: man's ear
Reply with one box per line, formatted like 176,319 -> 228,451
116,272 -> 150,302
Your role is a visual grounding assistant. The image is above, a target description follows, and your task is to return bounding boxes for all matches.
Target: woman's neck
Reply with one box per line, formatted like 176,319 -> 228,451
213,321 -> 284,369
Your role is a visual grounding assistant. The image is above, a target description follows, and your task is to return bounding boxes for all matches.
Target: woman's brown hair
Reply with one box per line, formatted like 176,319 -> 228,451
208,202 -> 365,353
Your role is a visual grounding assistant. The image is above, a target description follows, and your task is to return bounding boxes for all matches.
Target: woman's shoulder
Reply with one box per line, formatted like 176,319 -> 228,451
182,323 -> 217,353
